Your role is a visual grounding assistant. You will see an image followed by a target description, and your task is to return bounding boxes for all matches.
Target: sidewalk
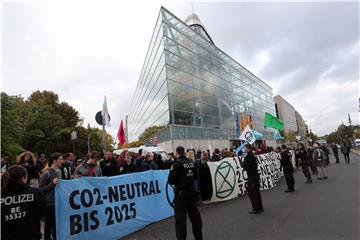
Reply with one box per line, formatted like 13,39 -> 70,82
351,148 -> 360,155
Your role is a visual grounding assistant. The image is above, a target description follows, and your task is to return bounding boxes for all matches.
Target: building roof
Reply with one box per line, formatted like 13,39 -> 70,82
184,13 -> 214,44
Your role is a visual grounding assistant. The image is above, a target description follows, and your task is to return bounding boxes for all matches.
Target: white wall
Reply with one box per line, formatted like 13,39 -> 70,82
158,139 -> 230,153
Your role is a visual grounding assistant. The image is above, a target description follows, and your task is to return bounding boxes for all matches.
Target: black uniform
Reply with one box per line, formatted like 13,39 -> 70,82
341,144 -> 351,164
241,152 -> 263,212
280,150 -> 295,192
331,145 -> 339,163
168,156 -> 202,240
299,148 -> 312,182
1,184 -> 45,240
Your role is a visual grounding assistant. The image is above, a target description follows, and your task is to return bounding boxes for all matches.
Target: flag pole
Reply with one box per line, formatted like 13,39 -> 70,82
102,96 -> 106,153
102,116 -> 106,153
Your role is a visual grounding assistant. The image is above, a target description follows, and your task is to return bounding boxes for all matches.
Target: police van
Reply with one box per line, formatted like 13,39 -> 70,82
113,145 -> 168,160
355,139 -> 360,147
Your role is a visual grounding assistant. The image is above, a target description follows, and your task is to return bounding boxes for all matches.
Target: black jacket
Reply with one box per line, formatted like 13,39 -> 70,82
298,149 -> 308,161
280,150 -> 293,172
1,184 -> 45,240
19,164 -> 39,184
168,156 -> 197,196
60,161 -> 75,180
211,154 -> 221,162
120,161 -> 138,174
331,146 -> 338,154
100,159 -> 119,176
241,152 -> 259,177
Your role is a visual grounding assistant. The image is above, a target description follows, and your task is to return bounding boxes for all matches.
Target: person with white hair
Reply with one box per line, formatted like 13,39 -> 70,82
141,150 -> 159,171
312,144 -> 328,180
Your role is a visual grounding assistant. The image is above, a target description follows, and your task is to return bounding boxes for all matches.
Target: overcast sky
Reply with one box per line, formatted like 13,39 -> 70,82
2,0 -> 359,140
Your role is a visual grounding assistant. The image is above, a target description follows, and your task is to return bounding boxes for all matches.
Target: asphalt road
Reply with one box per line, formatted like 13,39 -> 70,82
123,152 -> 359,240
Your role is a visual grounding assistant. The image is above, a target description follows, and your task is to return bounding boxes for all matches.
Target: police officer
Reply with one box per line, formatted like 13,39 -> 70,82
1,165 -> 45,240
240,144 -> 264,214
280,145 -> 295,192
168,146 -> 202,240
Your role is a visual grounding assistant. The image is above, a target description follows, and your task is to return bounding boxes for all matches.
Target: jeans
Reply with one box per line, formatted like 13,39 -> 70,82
301,160 -> 312,181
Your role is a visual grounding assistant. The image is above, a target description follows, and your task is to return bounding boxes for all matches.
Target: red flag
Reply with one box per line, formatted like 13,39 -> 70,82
250,115 -> 253,128
117,120 -> 126,146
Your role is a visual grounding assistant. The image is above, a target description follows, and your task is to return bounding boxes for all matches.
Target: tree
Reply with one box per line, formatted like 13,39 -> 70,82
1,93 -> 25,162
307,131 -> 318,144
325,123 -> 359,144
1,90 -> 114,160
126,140 -> 144,148
285,131 -> 296,143
138,125 -> 164,142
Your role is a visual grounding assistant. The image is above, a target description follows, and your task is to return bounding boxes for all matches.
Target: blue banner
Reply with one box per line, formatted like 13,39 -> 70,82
55,170 -> 174,240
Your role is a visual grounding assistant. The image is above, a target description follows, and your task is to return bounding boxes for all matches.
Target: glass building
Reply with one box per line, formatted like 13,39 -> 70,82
127,7 -> 276,150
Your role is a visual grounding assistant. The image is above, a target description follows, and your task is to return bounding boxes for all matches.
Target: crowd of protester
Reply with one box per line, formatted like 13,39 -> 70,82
0,140 -> 352,239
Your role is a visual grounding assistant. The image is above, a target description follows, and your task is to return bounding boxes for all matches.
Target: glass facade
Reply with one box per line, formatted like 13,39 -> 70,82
128,7 -> 276,143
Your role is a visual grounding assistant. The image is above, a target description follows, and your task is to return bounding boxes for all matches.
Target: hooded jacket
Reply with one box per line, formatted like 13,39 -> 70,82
73,161 -> 102,177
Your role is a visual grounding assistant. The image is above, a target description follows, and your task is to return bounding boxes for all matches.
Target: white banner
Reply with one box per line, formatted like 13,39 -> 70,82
208,152 -> 284,203
239,125 -> 256,144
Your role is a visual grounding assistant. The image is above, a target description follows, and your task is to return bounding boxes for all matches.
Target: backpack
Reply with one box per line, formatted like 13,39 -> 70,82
314,149 -> 326,161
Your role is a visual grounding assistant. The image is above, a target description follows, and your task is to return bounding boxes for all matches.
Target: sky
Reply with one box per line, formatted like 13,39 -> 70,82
2,0 -> 359,141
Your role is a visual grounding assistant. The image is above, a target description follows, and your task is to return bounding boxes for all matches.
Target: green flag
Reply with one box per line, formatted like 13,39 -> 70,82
264,112 -> 284,130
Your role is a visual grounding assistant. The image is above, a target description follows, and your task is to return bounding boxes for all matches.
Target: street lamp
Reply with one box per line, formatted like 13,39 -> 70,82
71,130 -> 77,154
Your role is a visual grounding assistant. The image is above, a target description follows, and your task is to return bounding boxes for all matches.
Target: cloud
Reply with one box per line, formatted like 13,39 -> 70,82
185,1 -> 359,135
2,1 -> 359,141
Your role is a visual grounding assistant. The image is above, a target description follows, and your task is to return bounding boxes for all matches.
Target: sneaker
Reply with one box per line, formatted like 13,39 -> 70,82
305,180 -> 312,183
323,176 -> 328,179
248,210 -> 260,214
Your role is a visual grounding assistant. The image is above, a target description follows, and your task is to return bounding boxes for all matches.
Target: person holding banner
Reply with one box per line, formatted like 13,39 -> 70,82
168,146 -> 203,240
240,144 -> 264,214
120,151 -> 139,174
39,152 -> 64,240
280,145 -> 295,192
100,151 -> 119,176
141,150 -> 159,171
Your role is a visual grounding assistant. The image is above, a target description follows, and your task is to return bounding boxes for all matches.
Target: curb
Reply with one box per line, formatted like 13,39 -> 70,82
350,149 -> 360,156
